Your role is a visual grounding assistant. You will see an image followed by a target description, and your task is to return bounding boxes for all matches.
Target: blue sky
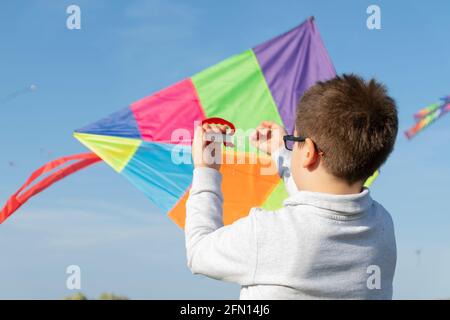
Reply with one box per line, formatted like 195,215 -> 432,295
1,0 -> 449,299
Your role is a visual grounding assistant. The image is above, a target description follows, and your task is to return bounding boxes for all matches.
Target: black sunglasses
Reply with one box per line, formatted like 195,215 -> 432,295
283,134 -> 305,151
283,134 -> 324,156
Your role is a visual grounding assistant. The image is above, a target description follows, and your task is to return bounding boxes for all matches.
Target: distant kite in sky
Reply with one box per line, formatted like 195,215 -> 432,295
415,249 -> 422,266
1,18 -> 377,227
405,96 -> 450,139
1,84 -> 38,104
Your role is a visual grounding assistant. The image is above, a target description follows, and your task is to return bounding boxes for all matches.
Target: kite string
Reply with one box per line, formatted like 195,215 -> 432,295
0,152 -> 102,224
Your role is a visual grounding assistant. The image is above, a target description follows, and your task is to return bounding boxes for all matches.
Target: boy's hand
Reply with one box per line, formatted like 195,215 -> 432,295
192,123 -> 229,171
250,121 -> 287,155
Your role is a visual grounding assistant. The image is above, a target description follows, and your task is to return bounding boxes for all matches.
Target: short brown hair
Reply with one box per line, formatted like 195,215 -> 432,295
296,74 -> 398,184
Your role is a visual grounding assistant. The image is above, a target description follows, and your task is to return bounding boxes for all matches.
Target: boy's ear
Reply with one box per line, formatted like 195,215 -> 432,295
302,138 -> 319,168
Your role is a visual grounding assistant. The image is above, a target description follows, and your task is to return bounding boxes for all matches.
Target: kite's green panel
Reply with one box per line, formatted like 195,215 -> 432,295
261,180 -> 289,210
192,50 -> 283,153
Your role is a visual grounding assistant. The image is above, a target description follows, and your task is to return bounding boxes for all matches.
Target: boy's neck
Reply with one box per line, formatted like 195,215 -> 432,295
299,172 -> 364,195
304,183 -> 363,195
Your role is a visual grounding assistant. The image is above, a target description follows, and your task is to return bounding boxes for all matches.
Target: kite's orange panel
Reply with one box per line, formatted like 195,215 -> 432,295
168,192 -> 189,229
168,153 -> 280,229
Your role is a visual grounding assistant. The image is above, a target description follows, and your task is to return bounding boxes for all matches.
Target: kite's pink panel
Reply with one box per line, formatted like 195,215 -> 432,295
131,79 -> 206,145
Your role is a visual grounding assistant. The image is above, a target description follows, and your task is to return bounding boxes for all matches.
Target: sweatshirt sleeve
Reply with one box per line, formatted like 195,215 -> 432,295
271,148 -> 298,196
185,167 -> 258,285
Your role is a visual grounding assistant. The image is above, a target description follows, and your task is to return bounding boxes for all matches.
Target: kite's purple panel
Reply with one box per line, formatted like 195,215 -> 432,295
75,107 -> 142,139
253,18 -> 336,133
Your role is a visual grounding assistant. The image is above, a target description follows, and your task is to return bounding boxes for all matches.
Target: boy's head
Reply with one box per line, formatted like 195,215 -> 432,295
290,74 -> 398,191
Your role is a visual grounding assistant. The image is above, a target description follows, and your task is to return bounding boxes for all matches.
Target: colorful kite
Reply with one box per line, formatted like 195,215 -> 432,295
405,96 -> 450,139
1,17 -> 336,226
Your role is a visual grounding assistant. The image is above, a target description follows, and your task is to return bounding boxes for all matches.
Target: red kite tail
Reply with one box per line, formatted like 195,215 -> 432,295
0,152 -> 102,224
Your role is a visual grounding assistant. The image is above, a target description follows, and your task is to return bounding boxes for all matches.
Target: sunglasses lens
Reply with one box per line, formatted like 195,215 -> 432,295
285,139 -> 295,150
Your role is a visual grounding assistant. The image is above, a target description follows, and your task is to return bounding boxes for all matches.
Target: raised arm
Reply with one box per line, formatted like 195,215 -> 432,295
185,168 -> 258,284
185,123 -> 258,284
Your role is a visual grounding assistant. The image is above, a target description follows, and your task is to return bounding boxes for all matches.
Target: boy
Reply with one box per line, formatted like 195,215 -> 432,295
186,74 -> 398,299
